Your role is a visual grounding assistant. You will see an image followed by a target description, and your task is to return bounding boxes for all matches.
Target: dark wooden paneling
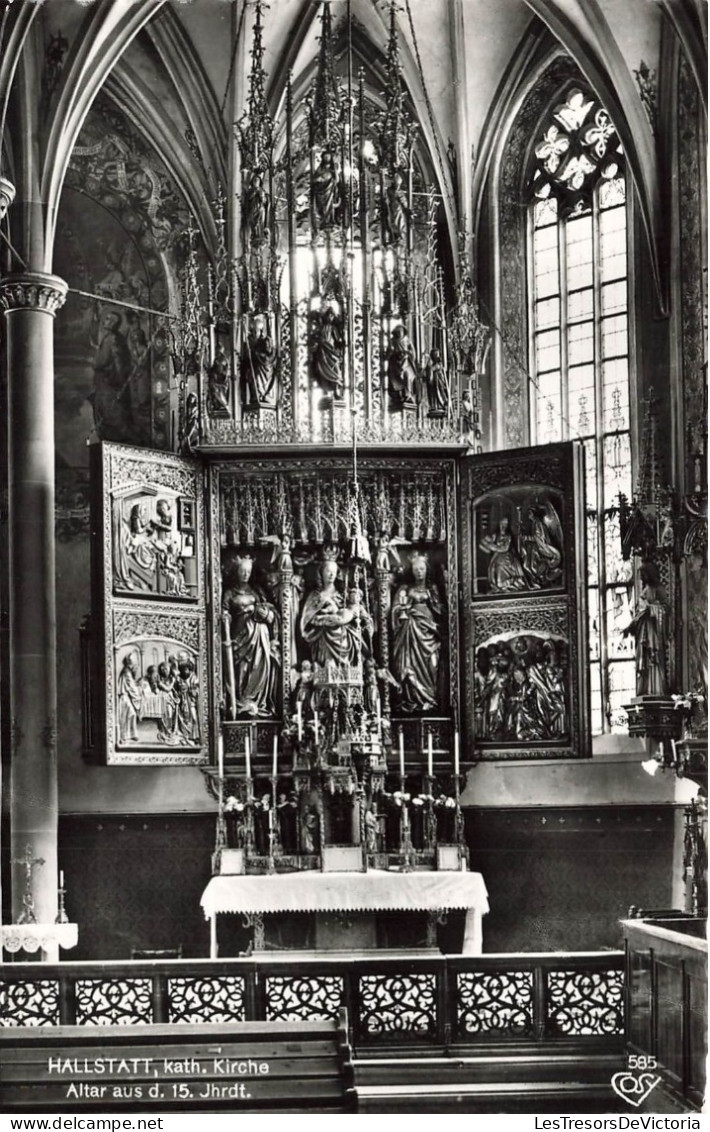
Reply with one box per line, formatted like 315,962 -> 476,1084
57,814 -> 240,960
466,807 -> 675,951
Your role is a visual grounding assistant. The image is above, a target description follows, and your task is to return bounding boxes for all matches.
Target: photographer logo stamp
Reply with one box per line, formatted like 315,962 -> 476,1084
611,1056 -> 662,1107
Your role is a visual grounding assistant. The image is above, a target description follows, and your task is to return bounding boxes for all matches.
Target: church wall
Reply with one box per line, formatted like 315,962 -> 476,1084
467,805 -> 675,951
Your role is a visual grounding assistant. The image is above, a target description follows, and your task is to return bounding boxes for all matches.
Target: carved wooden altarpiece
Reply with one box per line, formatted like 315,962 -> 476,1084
460,441 -> 589,760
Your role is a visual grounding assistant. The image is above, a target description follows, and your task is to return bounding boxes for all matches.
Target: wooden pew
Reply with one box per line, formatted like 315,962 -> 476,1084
0,1014 -> 356,1113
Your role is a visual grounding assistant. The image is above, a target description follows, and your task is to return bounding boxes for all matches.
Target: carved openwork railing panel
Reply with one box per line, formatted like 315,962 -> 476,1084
358,972 -> 436,1037
0,954 -> 625,1041
0,979 -> 60,1026
456,969 -> 534,1038
75,978 -> 153,1025
265,975 -> 343,1021
168,976 -> 245,1023
546,967 -> 624,1036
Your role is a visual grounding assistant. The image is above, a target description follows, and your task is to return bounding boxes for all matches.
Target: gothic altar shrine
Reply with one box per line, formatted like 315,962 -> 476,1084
84,0 -> 590,960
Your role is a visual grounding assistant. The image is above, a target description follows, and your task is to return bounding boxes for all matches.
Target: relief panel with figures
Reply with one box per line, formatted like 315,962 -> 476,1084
461,442 -> 589,760
92,443 -> 208,764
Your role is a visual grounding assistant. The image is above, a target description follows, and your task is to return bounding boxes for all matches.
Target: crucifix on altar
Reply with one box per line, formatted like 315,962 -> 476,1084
11,844 -> 46,925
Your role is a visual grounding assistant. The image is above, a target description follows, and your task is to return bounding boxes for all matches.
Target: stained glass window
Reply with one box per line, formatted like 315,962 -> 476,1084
528,87 -> 633,733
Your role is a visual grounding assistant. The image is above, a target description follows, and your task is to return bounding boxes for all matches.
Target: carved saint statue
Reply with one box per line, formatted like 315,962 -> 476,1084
387,325 -> 418,407
222,555 -> 279,717
207,342 -> 231,416
242,323 -> 277,407
623,561 -> 670,697
390,552 -> 445,712
425,348 -> 448,415
311,149 -> 341,232
310,306 -> 345,398
479,517 -> 526,593
241,169 -> 270,249
382,171 -> 408,247
300,552 -> 344,667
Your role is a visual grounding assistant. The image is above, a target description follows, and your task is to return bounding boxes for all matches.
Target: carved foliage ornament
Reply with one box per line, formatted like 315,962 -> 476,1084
0,274 -> 68,316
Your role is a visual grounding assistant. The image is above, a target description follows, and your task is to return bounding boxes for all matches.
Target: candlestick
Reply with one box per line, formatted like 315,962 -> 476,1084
218,733 -> 224,779
454,731 -> 460,778
399,729 -> 405,779
314,713 -> 319,743
272,734 -> 278,779
296,702 -> 303,741
245,733 -> 251,778
427,731 -> 433,778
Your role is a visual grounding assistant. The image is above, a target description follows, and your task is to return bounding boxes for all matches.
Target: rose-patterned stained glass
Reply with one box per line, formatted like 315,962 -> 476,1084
529,83 -> 631,735
530,89 -> 624,214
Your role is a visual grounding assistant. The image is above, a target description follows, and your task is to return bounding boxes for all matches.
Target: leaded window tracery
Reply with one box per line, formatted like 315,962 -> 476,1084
527,86 -> 634,733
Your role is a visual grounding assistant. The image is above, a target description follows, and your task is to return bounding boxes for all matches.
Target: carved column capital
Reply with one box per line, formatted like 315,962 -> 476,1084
0,272 -> 68,317
0,176 -> 16,222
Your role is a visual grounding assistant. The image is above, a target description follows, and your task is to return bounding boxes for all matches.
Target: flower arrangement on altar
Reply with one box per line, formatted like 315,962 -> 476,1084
224,795 -> 245,813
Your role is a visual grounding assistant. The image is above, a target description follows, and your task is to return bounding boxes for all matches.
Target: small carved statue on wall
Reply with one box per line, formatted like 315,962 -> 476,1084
311,148 -> 341,232
310,306 -> 345,399
390,552 -> 445,712
241,322 -> 277,408
425,348 -> 448,415
301,804 -> 321,854
623,560 -> 670,697
207,342 -> 231,416
241,169 -> 270,249
222,555 -> 279,717
387,325 -> 418,407
382,170 -> 408,248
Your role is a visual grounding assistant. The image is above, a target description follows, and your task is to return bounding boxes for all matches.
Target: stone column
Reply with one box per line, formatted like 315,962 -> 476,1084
0,272 -> 67,943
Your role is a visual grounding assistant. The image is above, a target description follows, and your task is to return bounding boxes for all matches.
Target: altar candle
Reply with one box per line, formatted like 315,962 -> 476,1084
272,734 -> 278,778
218,733 -> 224,779
245,734 -> 251,779
296,702 -> 303,741
59,870 -> 64,889
399,729 -> 405,778
454,731 -> 460,778
671,738 -> 678,766
427,731 -> 433,777
314,713 -> 319,743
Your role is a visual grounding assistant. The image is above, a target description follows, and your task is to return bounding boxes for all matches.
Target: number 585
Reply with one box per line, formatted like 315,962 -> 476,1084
628,1055 -> 657,1070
